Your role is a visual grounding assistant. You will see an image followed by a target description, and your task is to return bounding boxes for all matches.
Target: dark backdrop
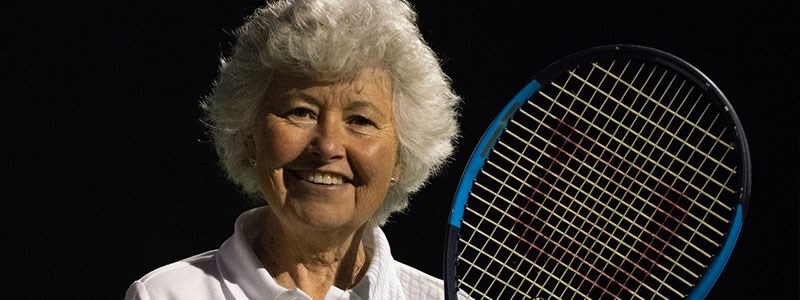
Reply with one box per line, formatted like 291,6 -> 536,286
3,1 -> 797,299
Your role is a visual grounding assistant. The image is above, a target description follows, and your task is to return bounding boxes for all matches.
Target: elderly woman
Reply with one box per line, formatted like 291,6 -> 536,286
124,0 -> 459,299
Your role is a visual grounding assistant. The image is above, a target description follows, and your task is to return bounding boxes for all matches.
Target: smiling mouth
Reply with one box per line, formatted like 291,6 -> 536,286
296,170 -> 345,185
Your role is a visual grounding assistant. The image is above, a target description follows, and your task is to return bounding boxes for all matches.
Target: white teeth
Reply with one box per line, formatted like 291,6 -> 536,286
323,174 -> 332,184
302,171 -> 343,185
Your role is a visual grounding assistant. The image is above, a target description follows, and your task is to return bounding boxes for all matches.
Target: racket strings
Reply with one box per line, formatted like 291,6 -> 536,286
524,68 -> 646,299
565,60 -> 684,298
536,61 -> 732,298
535,60 -> 672,299
462,77 -> 566,298
567,61 -> 706,298
655,119 -> 738,295
459,76 -> 573,300
456,58 -> 740,299
589,63 -> 737,166
462,63 -> 668,298
541,68 -> 734,229
526,74 -> 597,297
549,73 -> 736,212
547,62 -> 644,299
594,62 -> 707,298
493,132 -> 707,276
511,101 -> 720,252
505,65 -> 690,298
468,162 -> 681,299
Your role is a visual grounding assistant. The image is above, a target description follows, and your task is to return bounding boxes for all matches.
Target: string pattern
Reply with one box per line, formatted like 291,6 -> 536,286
455,58 -> 740,299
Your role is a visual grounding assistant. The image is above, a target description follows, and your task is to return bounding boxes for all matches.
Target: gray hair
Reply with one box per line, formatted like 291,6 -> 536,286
202,0 -> 460,225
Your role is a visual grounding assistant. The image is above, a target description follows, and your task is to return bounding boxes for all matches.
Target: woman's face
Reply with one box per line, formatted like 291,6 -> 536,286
251,68 -> 399,235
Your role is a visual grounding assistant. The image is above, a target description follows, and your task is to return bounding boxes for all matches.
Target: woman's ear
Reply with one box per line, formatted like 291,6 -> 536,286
391,161 -> 402,184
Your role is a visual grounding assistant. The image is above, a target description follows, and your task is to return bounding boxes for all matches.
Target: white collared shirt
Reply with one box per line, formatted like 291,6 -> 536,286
124,207 -> 445,300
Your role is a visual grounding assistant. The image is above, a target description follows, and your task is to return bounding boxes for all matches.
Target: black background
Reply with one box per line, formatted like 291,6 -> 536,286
3,1 -> 797,299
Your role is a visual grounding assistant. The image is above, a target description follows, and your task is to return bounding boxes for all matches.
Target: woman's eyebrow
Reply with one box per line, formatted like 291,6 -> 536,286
281,91 -> 319,103
270,92 -> 320,111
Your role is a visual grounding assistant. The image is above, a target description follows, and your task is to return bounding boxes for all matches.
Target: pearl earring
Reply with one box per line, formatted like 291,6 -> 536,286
249,158 -> 257,166
389,177 -> 397,185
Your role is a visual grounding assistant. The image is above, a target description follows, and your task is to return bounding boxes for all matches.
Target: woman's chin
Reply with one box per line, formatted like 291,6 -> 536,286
286,203 -> 362,233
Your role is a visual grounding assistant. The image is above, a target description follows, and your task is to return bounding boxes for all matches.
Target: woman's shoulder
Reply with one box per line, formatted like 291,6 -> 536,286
136,250 -> 218,280
124,250 -> 226,300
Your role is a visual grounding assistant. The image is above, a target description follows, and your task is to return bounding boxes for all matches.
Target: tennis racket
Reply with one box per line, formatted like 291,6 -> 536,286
444,44 -> 750,300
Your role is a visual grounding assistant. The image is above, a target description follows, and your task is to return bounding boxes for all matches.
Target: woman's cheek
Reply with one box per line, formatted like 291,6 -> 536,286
359,137 -> 398,179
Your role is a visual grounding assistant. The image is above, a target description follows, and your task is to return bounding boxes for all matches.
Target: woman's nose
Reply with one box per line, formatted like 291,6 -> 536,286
309,119 -> 345,162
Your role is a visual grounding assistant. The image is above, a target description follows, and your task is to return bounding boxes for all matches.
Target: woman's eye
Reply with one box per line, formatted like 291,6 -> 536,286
348,115 -> 376,127
285,108 -> 315,120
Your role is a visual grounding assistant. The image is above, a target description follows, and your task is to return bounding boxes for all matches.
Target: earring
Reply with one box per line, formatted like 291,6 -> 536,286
249,158 -> 257,166
389,177 -> 397,185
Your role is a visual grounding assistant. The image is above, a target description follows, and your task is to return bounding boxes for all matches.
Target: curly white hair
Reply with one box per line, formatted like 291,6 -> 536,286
202,0 -> 460,225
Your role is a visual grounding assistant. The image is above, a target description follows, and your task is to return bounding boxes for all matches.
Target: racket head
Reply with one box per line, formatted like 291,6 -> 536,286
444,44 -> 750,300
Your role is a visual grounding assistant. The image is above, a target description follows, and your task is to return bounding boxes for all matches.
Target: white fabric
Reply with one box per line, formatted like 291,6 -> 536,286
124,207 -> 445,300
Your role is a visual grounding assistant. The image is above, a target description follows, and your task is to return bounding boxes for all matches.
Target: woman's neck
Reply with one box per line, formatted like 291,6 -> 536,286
254,210 -> 371,300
